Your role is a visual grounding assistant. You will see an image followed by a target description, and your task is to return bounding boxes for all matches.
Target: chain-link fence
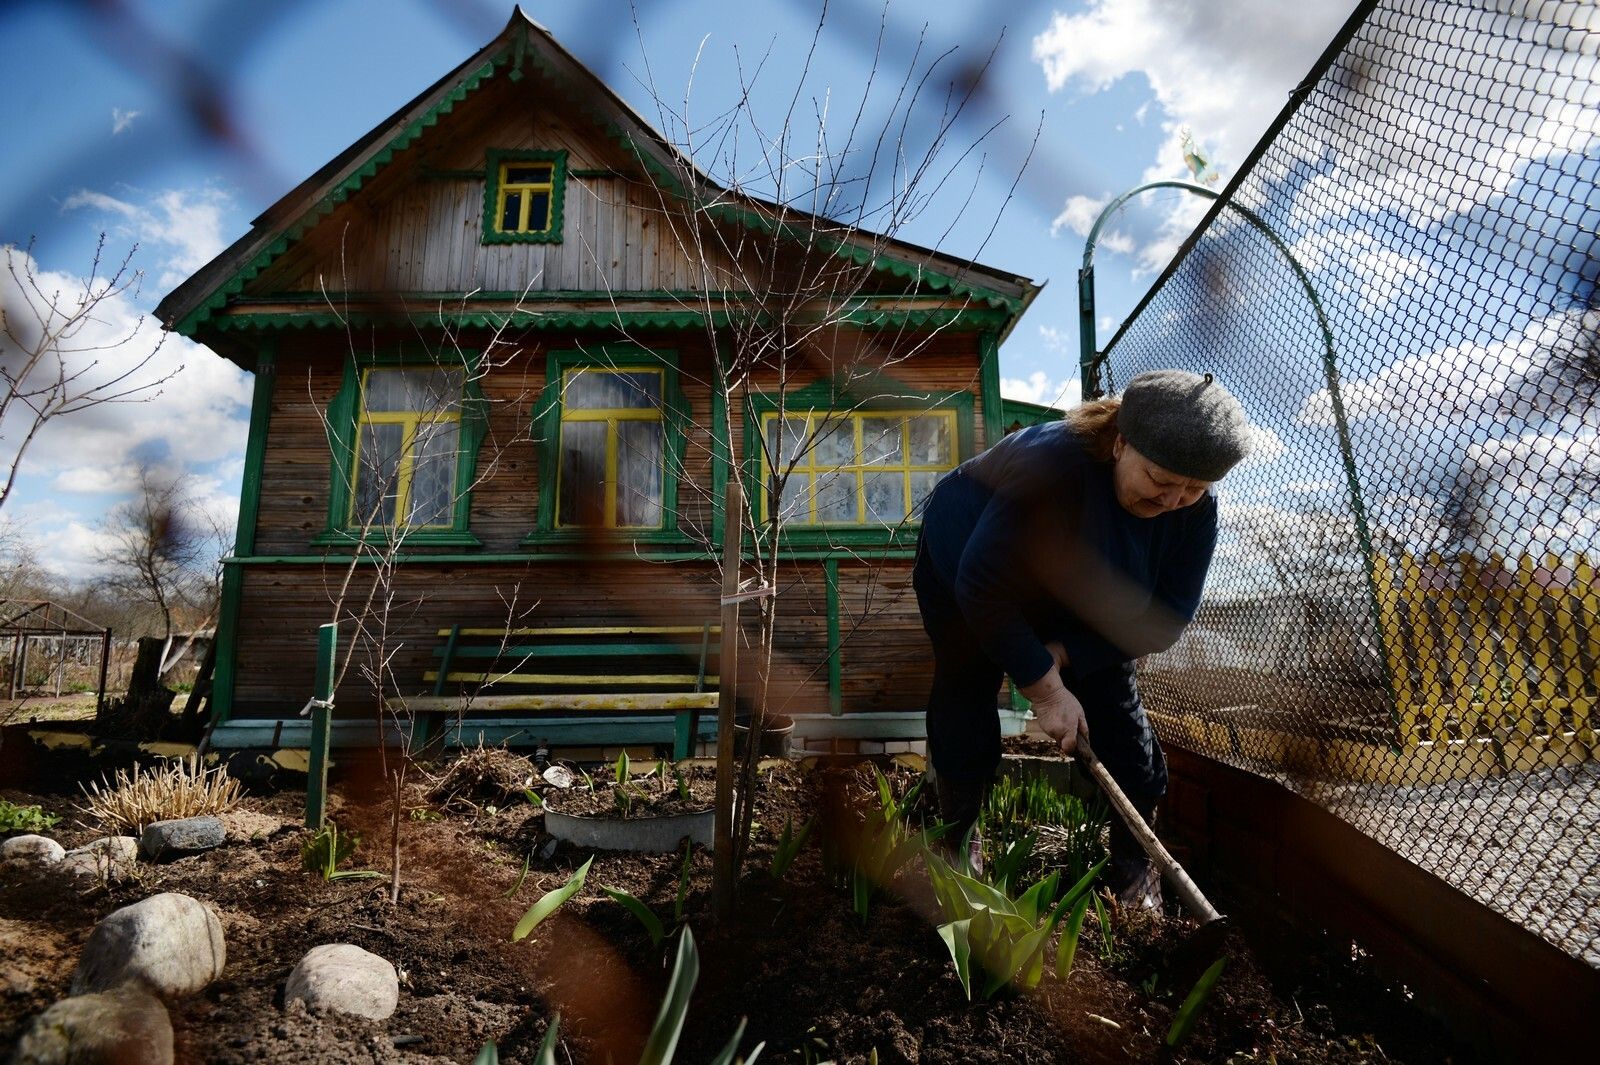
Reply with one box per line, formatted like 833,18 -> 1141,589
1093,0 -> 1600,965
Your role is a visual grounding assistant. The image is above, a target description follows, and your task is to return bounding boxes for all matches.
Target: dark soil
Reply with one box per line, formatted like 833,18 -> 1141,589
544,764 -> 717,818
1,753 -> 1469,1064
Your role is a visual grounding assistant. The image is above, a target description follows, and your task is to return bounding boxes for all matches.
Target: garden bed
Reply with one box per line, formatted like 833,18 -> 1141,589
1,749 -> 1467,1063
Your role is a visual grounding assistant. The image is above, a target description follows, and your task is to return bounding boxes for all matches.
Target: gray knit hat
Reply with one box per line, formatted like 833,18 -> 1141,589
1117,370 -> 1251,481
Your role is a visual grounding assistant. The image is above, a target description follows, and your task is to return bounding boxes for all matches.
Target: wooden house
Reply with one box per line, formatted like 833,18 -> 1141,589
156,10 -> 1041,755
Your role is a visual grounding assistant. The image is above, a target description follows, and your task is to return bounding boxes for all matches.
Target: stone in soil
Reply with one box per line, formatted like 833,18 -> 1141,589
139,815 -> 226,861
72,892 -> 226,997
58,836 -> 139,881
1,834 -> 65,865
283,943 -> 400,1020
10,983 -> 174,1065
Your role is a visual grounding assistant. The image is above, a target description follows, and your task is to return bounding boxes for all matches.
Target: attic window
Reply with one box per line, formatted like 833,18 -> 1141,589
483,149 -> 567,244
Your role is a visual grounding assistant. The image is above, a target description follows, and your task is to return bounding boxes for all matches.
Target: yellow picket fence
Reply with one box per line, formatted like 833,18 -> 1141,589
1372,552 -> 1598,750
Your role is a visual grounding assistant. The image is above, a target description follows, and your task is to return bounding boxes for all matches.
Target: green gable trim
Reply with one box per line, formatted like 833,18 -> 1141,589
204,306 -> 1004,336
481,148 -> 568,245
223,546 -> 918,566
739,376 -> 975,551
321,347 -> 490,546
174,53 -> 506,336
209,310 -> 731,333
979,330 -> 1004,452
234,344 -> 277,557
699,201 -> 1022,313
1000,397 -> 1065,431
527,345 -> 690,541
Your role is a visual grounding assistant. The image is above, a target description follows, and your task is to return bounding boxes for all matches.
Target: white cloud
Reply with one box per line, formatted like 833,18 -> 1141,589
1051,194 -> 1107,237
1033,0 -> 1360,272
1001,371 -> 1082,410
1033,0 -> 1358,174
60,189 -> 141,218
1240,424 -> 1286,467
1290,229 -> 1431,310
53,464 -> 140,495
111,108 -> 143,135
1296,310 -> 1580,429
62,186 -> 233,288
0,245 -> 251,575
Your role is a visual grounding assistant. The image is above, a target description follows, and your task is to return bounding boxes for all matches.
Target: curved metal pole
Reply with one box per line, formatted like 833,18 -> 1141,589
1079,181 -> 1400,743
1079,181 -> 1218,399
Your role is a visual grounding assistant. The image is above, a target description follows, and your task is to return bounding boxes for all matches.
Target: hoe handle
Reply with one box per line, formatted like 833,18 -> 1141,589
1077,736 -> 1224,925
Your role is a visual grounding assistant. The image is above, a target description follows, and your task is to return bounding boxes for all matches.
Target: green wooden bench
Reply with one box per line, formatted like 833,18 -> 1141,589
403,624 -> 720,759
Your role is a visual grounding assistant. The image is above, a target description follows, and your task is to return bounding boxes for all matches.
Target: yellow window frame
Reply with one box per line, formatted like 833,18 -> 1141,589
495,161 -> 556,235
760,408 -> 959,525
555,367 -> 666,529
349,368 -> 463,529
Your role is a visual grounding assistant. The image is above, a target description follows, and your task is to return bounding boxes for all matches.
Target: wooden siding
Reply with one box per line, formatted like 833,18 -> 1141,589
250,68 -> 739,297
230,557 -> 920,720
253,330 -> 721,554
251,328 -> 983,555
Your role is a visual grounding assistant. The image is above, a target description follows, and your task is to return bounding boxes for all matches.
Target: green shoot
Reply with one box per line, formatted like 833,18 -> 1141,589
502,851 -> 532,898
578,766 -> 595,791
1092,890 -> 1115,960
601,885 -> 665,947
615,750 -> 630,786
512,856 -> 593,942
523,789 -> 543,808
640,926 -> 698,1065
926,850 -> 1107,999
1054,891 -> 1092,980
1166,956 -> 1229,1048
300,822 -> 384,881
674,840 -> 693,923
674,768 -> 690,802
769,815 -> 815,880
638,927 -> 763,1065
497,1012 -> 561,1065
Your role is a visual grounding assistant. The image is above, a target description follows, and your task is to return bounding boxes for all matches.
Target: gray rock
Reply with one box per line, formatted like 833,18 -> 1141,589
72,892 -> 226,998
1,834 -> 65,864
283,944 -> 398,1020
59,837 -> 139,881
139,816 -> 225,861
10,984 -> 173,1065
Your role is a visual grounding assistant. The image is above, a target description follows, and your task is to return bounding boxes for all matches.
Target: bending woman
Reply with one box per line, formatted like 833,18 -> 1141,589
913,369 -> 1251,907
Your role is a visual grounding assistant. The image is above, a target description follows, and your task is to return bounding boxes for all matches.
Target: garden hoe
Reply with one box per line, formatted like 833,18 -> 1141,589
1075,735 -> 1230,973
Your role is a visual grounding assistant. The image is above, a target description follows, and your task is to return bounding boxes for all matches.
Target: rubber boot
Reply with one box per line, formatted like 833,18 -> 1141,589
935,774 -> 988,876
1106,854 -> 1163,912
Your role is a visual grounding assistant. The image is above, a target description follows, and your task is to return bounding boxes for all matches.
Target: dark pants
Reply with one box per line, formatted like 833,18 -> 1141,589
914,559 -> 1167,877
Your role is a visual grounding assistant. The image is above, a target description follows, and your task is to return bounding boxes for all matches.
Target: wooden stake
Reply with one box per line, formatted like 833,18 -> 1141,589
305,622 -> 337,829
712,479 -> 743,919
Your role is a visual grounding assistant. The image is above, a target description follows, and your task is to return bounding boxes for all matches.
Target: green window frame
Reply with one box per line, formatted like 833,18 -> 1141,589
743,380 -> 975,549
482,149 -> 567,244
528,347 -> 691,545
317,351 -> 488,547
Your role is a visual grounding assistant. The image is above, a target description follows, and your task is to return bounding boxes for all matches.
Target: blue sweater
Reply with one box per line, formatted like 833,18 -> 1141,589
918,421 -> 1218,688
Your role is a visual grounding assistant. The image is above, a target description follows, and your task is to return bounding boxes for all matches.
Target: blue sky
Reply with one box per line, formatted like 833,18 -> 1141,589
0,0 -> 1363,576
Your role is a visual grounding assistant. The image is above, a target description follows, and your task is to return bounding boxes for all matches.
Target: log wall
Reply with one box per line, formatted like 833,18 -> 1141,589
231,557 -> 919,719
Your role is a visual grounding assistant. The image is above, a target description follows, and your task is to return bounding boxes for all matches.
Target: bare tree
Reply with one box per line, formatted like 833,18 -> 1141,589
95,464 -> 226,641
311,275 -> 543,904
600,4 -> 1034,884
0,237 -> 181,512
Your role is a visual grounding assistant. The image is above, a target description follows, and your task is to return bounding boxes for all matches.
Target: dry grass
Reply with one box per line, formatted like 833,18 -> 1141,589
77,756 -> 244,833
